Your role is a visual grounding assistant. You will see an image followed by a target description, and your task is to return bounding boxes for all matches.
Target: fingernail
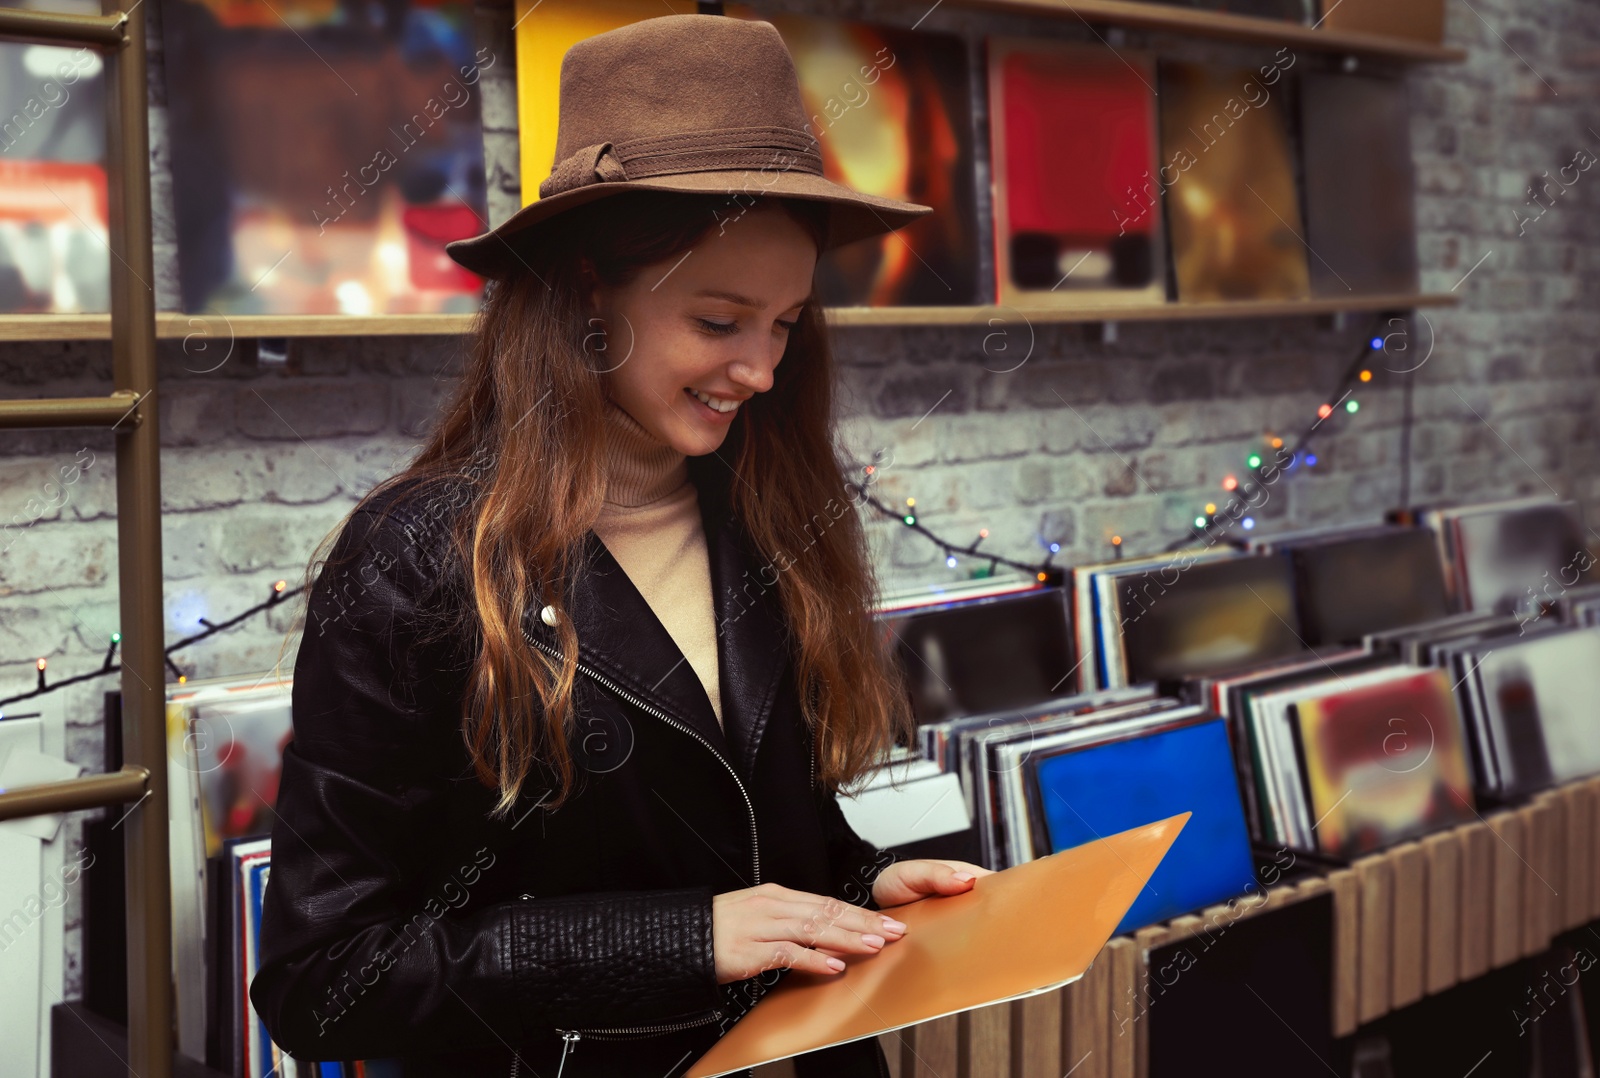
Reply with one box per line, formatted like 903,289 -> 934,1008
881,917 -> 906,933
952,871 -> 975,882
826,956 -> 846,971
863,933 -> 885,948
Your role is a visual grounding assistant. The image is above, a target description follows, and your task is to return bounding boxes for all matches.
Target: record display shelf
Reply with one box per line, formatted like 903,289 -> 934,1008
0,293 -> 1460,342
870,775 -> 1600,1078
947,0 -> 1466,63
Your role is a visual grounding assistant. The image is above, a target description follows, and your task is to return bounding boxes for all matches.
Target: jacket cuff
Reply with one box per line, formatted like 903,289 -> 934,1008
510,886 -> 724,1027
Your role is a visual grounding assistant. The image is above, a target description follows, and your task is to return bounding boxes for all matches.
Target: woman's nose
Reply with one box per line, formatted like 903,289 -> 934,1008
730,350 -> 780,394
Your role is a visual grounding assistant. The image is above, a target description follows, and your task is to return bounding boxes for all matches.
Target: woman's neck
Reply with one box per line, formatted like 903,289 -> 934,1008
600,398 -> 689,509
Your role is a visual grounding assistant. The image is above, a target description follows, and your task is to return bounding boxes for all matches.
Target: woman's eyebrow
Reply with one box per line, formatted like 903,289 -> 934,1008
693,288 -> 808,311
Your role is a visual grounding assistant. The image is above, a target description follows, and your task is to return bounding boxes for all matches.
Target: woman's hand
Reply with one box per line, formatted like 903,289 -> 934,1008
711,882 -> 908,983
869,858 -> 995,909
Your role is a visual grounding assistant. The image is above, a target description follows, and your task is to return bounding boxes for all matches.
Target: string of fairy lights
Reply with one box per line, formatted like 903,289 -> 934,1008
853,314 -> 1403,569
0,579 -> 300,710
6,317 -> 1404,705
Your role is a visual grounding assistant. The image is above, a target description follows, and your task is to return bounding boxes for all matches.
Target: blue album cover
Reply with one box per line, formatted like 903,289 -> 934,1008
1031,718 -> 1256,933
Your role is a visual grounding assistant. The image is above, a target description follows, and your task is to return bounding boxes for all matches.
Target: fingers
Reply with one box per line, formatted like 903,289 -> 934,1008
715,884 -> 909,982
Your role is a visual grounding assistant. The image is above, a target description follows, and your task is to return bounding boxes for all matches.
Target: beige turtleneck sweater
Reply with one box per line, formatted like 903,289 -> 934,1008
590,399 -> 724,730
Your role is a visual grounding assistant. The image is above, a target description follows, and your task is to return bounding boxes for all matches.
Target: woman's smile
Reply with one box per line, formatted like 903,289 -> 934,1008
683,386 -> 746,422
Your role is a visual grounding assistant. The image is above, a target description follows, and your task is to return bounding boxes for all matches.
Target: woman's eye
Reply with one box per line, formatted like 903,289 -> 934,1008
696,318 -> 738,335
775,319 -> 798,333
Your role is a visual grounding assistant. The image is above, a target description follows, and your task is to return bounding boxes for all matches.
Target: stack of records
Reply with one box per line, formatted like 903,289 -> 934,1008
836,745 -> 977,863
1248,523 -> 1450,646
920,690 -> 1257,935
1070,548 -> 1307,690
166,673 -> 294,1067
875,578 -> 1077,725
1419,497 -> 1597,618
1222,660 -> 1477,858
1438,623 -> 1600,800
1556,582 -> 1600,626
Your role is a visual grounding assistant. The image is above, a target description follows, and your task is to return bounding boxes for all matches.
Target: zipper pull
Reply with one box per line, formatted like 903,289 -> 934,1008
554,1028 -> 582,1078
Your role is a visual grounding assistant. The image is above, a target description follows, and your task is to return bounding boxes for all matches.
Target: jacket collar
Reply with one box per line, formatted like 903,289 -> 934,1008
523,454 -> 789,782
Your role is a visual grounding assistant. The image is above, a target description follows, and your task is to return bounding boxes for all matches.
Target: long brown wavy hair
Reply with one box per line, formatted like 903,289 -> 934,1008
283,190 -> 915,818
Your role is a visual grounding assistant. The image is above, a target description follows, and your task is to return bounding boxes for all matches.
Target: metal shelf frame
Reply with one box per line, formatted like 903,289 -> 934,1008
0,2 -> 170,1076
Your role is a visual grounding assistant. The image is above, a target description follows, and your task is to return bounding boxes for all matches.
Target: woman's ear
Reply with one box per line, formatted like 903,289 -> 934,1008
576,256 -> 604,318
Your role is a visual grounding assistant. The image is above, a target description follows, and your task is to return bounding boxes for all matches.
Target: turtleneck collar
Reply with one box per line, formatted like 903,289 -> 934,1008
600,398 -> 689,509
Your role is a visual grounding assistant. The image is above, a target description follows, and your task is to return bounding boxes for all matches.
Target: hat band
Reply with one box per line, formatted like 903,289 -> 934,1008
538,126 -> 824,200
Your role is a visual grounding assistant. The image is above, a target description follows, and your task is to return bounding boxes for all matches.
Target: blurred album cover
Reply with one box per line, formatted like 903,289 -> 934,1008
1157,60 -> 1310,302
1300,71 -> 1420,296
1293,667 -> 1475,858
514,0 -> 698,211
877,586 -> 1076,724
1030,716 -> 1256,933
0,12 -> 109,314
1114,553 -> 1307,685
728,8 -> 980,306
1451,500 -> 1595,617
987,38 -> 1165,307
160,0 -> 491,315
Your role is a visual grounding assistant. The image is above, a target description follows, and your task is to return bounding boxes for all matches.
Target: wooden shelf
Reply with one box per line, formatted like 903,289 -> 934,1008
949,0 -> 1465,63
0,312 -> 478,342
0,294 -> 1457,342
824,292 -> 1459,327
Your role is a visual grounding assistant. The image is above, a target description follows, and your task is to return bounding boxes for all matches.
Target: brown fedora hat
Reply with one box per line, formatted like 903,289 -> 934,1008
444,13 -> 934,280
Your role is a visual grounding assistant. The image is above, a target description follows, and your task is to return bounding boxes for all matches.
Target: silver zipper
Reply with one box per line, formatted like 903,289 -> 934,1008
512,625 -> 755,1067
520,625 -> 761,886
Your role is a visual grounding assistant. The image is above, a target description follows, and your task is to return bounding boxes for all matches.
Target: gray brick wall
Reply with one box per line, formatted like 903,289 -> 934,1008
0,0 -> 1594,1005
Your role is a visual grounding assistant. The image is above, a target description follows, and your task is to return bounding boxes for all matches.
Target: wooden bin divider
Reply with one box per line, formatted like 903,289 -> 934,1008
963,997 -> 1011,1078
1563,782 -> 1591,931
1013,983 -> 1063,1078
1328,867 -> 1360,1037
1591,778 -> 1600,924
899,1012 -> 959,1078
1488,811 -> 1525,969
1421,829 -> 1461,996
1130,925 -> 1169,1078
1458,821 -> 1493,982
1515,802 -> 1552,959
1388,842 -> 1427,1010
1354,854 -> 1393,1025
1105,937 -> 1140,1078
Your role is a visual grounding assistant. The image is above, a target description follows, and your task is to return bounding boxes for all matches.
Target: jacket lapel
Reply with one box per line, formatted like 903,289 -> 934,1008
519,457 -> 790,781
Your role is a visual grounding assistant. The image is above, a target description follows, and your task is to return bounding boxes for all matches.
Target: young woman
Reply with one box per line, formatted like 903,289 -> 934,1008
251,15 -> 990,1078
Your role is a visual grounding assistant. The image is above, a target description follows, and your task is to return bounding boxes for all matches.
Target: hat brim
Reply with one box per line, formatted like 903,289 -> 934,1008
444,170 -> 933,280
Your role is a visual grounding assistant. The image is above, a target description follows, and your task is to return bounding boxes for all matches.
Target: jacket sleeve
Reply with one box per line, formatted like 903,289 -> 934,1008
814,780 -> 898,913
249,497 -> 725,1062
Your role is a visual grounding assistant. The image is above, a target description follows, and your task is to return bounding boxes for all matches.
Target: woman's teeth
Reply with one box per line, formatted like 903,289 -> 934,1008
686,387 -> 740,413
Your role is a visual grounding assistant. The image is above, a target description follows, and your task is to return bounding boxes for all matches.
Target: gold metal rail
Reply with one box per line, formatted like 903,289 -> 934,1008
0,1 -> 168,1075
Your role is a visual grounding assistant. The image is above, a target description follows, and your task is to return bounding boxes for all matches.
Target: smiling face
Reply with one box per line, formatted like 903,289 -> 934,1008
584,202 -> 820,457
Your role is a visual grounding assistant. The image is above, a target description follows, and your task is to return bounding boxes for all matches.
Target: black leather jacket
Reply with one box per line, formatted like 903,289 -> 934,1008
249,459 -> 898,1078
